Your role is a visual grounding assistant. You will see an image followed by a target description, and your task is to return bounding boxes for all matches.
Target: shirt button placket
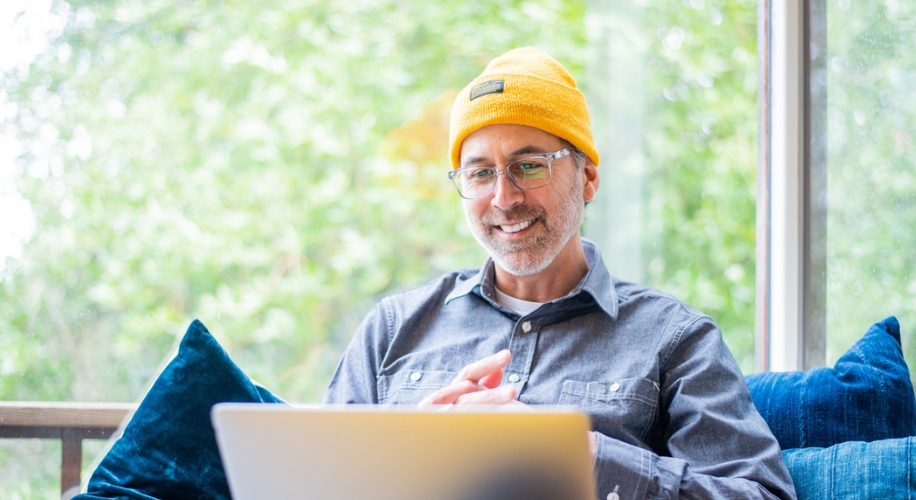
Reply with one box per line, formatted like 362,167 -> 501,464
507,321 -> 532,384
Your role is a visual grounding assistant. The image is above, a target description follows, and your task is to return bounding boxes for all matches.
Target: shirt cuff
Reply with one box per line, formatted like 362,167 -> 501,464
593,433 -> 685,500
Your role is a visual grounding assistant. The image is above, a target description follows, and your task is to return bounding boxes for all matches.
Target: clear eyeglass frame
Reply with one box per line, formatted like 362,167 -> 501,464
447,148 -> 570,199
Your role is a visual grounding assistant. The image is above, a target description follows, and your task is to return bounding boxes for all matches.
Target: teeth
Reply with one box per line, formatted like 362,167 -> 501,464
500,220 -> 534,233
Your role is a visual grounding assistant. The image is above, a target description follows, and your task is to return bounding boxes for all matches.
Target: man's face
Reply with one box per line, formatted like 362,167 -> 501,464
459,124 -> 595,277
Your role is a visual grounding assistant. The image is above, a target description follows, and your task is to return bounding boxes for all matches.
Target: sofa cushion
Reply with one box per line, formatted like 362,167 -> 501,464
784,437 -> 916,499
746,316 -> 916,450
74,319 -> 284,500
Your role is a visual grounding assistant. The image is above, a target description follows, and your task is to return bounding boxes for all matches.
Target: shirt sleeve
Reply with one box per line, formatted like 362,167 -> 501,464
322,301 -> 390,404
592,316 -> 797,500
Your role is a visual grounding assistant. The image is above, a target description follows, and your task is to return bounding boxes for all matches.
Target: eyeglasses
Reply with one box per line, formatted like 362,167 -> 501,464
447,149 -> 570,199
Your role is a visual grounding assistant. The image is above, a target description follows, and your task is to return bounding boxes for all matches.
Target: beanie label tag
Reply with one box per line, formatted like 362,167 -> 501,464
470,80 -> 505,101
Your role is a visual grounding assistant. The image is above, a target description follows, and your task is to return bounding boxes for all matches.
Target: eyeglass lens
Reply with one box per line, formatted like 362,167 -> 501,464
455,157 -> 552,198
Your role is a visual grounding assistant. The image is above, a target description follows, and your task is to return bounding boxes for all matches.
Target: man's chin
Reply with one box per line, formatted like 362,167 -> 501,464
491,252 -> 550,277
473,233 -> 552,276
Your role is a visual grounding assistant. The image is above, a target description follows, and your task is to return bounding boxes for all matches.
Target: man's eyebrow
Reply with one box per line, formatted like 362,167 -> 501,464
461,156 -> 491,168
510,145 -> 550,157
461,146 -> 550,168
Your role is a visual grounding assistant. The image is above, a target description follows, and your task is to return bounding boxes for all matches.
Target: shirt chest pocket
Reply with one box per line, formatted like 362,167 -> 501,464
377,370 -> 457,405
558,377 -> 660,444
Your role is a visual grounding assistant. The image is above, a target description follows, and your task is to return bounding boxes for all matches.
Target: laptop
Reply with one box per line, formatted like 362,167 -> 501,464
212,403 -> 596,500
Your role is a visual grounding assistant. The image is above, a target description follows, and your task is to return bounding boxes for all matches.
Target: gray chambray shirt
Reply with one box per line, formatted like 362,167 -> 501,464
324,240 -> 797,500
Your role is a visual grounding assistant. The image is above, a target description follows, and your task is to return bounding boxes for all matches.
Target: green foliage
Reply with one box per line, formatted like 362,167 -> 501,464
1,0 -> 589,406
646,0 -> 759,369
824,1 -> 916,364
0,1 -> 588,493
584,0 -> 758,369
0,439 -> 62,500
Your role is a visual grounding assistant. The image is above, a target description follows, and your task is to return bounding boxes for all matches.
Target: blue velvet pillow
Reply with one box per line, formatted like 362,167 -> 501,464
74,319 -> 284,500
746,316 -> 916,450
783,437 -> 916,499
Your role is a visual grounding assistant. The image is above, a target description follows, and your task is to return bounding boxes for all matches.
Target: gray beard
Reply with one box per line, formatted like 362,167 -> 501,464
465,179 -> 584,277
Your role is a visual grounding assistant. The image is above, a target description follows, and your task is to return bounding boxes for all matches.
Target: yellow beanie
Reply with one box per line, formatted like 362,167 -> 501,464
448,47 -> 599,170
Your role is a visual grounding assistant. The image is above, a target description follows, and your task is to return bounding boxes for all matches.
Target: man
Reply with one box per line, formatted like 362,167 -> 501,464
324,47 -> 796,500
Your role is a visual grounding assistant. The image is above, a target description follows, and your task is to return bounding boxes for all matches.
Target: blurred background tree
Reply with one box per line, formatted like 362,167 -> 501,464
584,0 -> 759,370
822,0 -> 916,366
0,1 -> 584,496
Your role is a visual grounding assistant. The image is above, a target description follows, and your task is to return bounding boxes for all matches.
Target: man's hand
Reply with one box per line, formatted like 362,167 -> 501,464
419,350 -> 596,461
418,350 -> 518,406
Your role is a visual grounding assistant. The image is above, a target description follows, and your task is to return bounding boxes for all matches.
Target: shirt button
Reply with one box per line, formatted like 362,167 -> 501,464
522,321 -> 532,332
609,383 -> 621,392
410,372 -> 422,381
607,492 -> 620,500
508,374 -> 521,383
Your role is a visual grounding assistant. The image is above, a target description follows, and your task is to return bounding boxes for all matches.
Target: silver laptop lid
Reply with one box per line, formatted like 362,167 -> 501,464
212,404 -> 596,500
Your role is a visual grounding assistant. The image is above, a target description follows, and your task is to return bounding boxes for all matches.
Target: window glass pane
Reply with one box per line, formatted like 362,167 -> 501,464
0,0 -> 587,493
825,2 -> 916,371
1,0 -> 593,402
584,0 -> 758,371
1,0 -> 760,492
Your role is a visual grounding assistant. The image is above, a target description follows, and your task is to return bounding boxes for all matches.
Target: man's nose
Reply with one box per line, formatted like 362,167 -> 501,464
490,171 -> 523,210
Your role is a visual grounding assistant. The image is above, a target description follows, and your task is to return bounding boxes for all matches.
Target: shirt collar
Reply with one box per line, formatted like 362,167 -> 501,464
444,257 -> 494,305
444,238 -> 619,320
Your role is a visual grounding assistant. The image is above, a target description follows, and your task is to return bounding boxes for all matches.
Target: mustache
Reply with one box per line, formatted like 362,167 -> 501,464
481,204 -> 547,226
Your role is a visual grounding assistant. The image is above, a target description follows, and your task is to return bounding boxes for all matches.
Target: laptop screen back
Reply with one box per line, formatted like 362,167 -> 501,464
212,404 -> 596,500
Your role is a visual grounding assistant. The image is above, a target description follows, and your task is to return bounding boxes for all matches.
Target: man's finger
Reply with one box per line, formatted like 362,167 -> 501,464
418,380 -> 482,406
454,385 -> 517,405
452,349 -> 511,383
478,367 -> 505,389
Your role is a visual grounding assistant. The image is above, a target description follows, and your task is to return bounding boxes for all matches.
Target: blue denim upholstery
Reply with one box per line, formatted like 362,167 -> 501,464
73,320 -> 284,500
784,437 -> 916,500
746,316 -> 916,450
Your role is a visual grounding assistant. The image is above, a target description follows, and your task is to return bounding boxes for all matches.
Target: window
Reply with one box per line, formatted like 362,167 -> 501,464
584,0 -> 758,371
822,2 -> 916,365
2,2 -> 586,496
761,0 -> 916,373
3,2 -> 901,494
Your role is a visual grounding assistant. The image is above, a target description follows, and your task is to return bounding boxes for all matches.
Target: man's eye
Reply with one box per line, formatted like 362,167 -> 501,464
468,168 -> 494,179
512,161 -> 547,174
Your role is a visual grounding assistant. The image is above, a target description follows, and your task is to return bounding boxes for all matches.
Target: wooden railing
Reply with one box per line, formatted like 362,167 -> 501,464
0,402 -> 135,499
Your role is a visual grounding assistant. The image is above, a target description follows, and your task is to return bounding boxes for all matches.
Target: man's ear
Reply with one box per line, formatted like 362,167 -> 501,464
582,158 -> 599,202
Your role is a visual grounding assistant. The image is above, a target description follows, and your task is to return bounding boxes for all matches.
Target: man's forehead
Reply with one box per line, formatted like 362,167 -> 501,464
461,145 -> 553,167
459,124 -> 563,164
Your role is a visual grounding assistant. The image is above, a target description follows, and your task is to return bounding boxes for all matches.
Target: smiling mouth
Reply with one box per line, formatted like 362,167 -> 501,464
499,219 -> 535,233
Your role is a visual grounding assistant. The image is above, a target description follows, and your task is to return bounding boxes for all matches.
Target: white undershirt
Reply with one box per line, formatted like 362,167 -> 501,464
494,287 -> 544,316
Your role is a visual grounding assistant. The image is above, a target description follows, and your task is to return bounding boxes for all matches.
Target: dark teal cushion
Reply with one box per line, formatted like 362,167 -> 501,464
746,316 -> 916,450
74,319 -> 284,500
783,437 -> 916,499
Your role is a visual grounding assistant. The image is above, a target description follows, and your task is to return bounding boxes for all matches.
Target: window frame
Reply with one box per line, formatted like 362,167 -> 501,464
756,0 -> 828,372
